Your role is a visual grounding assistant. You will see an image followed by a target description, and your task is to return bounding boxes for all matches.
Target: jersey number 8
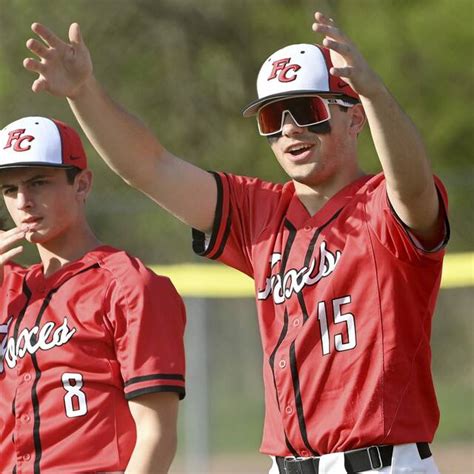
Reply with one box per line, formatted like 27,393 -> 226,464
62,373 -> 88,418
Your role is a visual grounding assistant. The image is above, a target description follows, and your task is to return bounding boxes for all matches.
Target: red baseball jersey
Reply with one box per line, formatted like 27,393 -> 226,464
193,172 -> 449,457
0,246 -> 186,473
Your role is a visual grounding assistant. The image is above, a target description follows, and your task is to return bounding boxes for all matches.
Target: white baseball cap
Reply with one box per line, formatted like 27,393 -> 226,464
0,116 -> 87,170
242,44 -> 359,117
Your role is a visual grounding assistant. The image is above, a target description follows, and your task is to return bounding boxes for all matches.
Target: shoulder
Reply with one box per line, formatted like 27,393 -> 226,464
4,262 -> 26,274
356,173 -> 449,209
357,172 -> 385,193
95,246 -> 172,285
216,171 -> 290,194
93,246 -> 182,304
2,261 -> 27,283
215,171 -> 294,208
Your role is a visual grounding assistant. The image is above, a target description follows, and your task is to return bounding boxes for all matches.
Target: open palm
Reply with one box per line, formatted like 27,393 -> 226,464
23,23 -> 93,99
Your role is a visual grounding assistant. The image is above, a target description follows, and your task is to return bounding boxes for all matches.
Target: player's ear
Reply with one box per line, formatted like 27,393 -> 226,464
74,169 -> 93,202
349,103 -> 366,136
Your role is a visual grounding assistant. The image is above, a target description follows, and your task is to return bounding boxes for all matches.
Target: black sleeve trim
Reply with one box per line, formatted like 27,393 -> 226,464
125,385 -> 186,400
210,209 -> 232,260
124,373 -> 185,387
192,171 -> 228,258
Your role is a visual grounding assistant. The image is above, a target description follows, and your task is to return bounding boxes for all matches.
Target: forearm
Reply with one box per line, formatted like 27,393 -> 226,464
360,84 -> 441,237
125,429 -> 177,473
361,84 -> 434,197
67,77 -> 217,233
67,76 -> 164,190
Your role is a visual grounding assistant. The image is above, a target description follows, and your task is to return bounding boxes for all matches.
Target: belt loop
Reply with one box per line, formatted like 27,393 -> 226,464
368,446 -> 383,470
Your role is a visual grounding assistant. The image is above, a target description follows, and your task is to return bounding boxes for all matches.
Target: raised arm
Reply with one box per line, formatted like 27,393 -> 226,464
23,23 -> 217,234
312,12 -> 444,247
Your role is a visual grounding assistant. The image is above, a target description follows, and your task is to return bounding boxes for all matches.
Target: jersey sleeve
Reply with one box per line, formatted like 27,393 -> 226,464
106,261 -> 186,400
364,174 -> 449,262
192,171 -> 286,276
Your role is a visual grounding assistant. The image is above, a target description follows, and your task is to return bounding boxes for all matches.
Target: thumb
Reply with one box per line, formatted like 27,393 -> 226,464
32,77 -> 48,94
69,22 -> 83,46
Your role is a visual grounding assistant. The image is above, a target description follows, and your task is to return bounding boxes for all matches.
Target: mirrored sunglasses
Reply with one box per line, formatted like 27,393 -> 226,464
257,95 -> 354,136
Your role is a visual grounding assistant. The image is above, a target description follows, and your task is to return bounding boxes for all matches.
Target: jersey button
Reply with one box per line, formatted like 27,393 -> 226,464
278,360 -> 286,369
285,405 -> 293,414
22,414 -> 31,423
23,453 -> 31,461
301,450 -> 309,457
304,225 -> 312,232
293,318 -> 301,327
24,373 -> 32,382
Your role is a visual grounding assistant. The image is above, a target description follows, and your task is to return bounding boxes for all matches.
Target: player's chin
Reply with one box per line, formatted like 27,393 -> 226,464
286,161 -> 321,180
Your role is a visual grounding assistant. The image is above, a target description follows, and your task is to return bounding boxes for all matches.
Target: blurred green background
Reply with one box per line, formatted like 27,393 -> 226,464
0,0 -> 472,471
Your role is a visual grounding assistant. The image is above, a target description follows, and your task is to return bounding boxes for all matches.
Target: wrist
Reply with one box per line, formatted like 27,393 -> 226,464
67,75 -> 97,101
358,73 -> 388,102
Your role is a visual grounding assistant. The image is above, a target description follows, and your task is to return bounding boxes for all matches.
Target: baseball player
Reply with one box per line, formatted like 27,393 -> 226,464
23,10 -> 448,474
0,117 -> 186,473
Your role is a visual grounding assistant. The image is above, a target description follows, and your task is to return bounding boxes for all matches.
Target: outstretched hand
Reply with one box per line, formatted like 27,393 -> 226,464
312,12 -> 382,98
0,227 -> 26,286
23,23 -> 93,99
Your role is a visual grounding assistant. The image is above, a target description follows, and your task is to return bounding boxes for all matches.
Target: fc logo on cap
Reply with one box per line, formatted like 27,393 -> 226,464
267,58 -> 301,83
3,129 -> 35,152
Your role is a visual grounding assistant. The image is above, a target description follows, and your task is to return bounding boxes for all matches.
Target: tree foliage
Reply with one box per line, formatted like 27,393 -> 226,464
0,0 -> 472,263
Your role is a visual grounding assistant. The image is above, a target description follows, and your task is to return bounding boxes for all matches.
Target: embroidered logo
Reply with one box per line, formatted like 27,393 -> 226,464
267,58 -> 301,83
0,317 -> 13,373
3,129 -> 35,152
257,241 -> 341,304
3,317 -> 76,369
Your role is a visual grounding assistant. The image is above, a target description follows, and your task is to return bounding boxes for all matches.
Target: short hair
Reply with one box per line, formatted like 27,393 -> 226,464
65,167 -> 82,184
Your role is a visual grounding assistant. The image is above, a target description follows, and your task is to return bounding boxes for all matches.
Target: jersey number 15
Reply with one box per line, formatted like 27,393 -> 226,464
317,295 -> 357,356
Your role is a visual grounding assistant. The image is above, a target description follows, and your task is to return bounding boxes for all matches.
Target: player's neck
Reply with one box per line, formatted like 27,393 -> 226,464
294,168 -> 366,216
37,222 -> 102,278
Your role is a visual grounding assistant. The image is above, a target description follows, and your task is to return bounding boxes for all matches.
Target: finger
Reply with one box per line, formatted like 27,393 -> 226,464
0,226 -> 26,240
0,230 -> 26,253
32,77 -> 49,94
323,38 -> 352,56
312,23 -> 346,42
329,66 -> 354,78
69,22 -> 83,46
31,22 -> 65,49
314,11 -> 335,26
23,57 -> 46,74
26,38 -> 50,58
0,246 -> 24,265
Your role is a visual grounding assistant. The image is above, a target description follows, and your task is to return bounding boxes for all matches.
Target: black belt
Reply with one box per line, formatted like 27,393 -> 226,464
276,442 -> 432,473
